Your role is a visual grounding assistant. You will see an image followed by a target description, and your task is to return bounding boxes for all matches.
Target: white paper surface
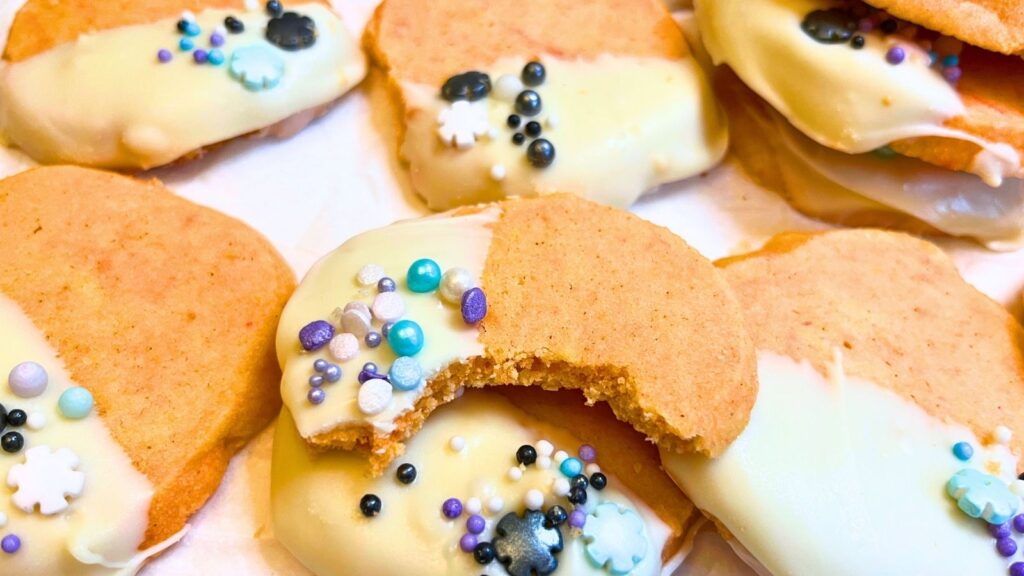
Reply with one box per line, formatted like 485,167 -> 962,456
1,1 -> 1022,574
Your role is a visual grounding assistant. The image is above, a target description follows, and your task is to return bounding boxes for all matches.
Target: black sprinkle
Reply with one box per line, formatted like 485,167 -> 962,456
800,8 -> 857,44
225,16 -> 245,34
267,12 -> 318,51
851,35 -> 865,49
441,71 -> 491,102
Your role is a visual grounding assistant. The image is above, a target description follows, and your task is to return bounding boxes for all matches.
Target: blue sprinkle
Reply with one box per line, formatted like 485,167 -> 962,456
560,457 -> 583,477
953,441 -> 974,461
179,37 -> 195,51
58,387 -> 94,419
388,357 -> 423,391
184,21 -> 202,37
324,364 -> 342,383
313,359 -> 328,373
407,258 -> 442,293
942,54 -> 959,68
928,51 -> 938,65
309,374 -> 324,387
207,48 -> 225,66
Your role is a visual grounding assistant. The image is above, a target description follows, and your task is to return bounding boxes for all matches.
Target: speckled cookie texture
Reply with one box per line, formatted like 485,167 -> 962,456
719,229 -> 1024,463
0,166 -> 295,545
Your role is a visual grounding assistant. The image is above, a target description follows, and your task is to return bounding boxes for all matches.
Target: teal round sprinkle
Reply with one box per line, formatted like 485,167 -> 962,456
560,457 -> 583,477
388,320 -> 425,357
407,259 -> 442,293
58,387 -> 94,420
942,54 -> 959,68
179,37 -> 195,51
184,21 -> 201,37
953,441 -> 974,461
388,356 -> 423,391
207,49 -> 225,66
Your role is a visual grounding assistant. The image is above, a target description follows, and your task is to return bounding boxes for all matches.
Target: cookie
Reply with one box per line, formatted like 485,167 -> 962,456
363,0 -> 727,210
0,0 -> 366,169
864,0 -> 1024,56
696,0 -> 1024,232
663,229 -> 1024,575
276,194 -> 756,474
0,166 -> 295,572
273,388 -> 696,575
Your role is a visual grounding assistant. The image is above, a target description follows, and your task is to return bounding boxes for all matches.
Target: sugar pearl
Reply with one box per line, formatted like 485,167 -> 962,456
525,489 -> 544,510
358,379 -> 393,415
8,362 -> 47,398
585,463 -> 601,476
536,440 -> 554,457
26,413 -> 46,431
553,478 -> 571,497
372,292 -> 406,323
59,387 -> 94,419
493,74 -> 524,102
440,268 -> 476,304
996,426 -> 1013,445
553,450 -> 568,464
537,456 -> 552,470
466,498 -> 483,515
357,264 -> 385,286
487,496 -> 504,514
450,436 -> 466,452
490,164 -> 507,182
508,467 -> 523,481
579,444 -> 596,462
329,333 -> 360,362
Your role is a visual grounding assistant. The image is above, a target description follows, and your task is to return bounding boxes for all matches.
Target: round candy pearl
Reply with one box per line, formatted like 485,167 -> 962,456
546,505 -> 567,527
885,45 -> 906,65
568,510 -> 586,529
1,432 -> 23,454
329,333 -> 359,362
7,410 -> 25,427
952,441 -> 974,461
536,440 -> 554,456
473,542 -> 496,564
309,374 -> 324,388
193,49 -> 209,64
225,16 -> 245,33
207,49 -> 225,66
59,387 -> 93,419
9,362 -> 47,398
560,457 -> 583,477
459,533 -> 478,553
570,474 -> 589,491
372,292 -> 406,324
449,435 -> 466,452
299,320 -> 334,351
313,359 -> 328,372
553,450 -> 568,464
377,277 -> 397,293
442,498 -> 463,519
358,379 -> 393,415
996,425 -> 1013,445
1,534 -> 20,554
179,37 -> 194,51
521,61 -> 546,86
467,514 -> 485,534
590,472 -> 608,491
439,268 -> 476,304
487,496 -> 504,514
381,321 -> 395,339
184,21 -> 201,37
360,494 -> 382,517
493,74 -> 524,102
525,489 -> 544,510
943,66 -> 962,83
388,356 -> 423,392
323,364 -> 342,383
466,498 -> 482,515
998,537 -> 1018,557
26,412 -> 46,431
0,512 -> 6,528
553,478 -> 570,497
579,444 -> 596,462
157,49 -> 173,63
307,388 -> 326,405
526,139 -> 556,168
1011,562 -> 1024,576
388,320 -> 425,356
516,445 -> 537,466
507,466 -> 523,481
210,33 -> 225,47
407,259 -> 442,293
396,463 -> 417,485
1013,514 -> 1024,533
537,455 -> 552,470
365,332 -> 382,348
515,90 -> 542,116
461,288 -> 487,325
991,522 -> 1012,538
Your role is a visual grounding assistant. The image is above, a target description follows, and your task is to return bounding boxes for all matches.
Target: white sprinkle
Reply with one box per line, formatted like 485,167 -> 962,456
536,440 -> 554,457
0,512 -> 7,527
341,309 -> 371,338
26,412 -> 46,431
524,489 -> 544,510
440,267 -> 476,304
180,10 -> 196,22
489,164 -> 507,182
493,74 -> 524,102
508,467 -> 523,481
585,463 -> 601,476
553,450 -> 568,464
357,379 -> 393,415
996,425 -> 1013,445
487,127 -> 500,140
553,478 -> 571,497
244,0 -> 259,10
537,456 -> 552,470
214,25 -> 227,37
372,292 -> 406,323
438,100 -> 491,149
357,264 -> 385,286
466,497 -> 483,515
328,333 -> 360,362
545,113 -> 560,129
487,496 -> 504,514
344,301 -> 371,317
449,436 -> 466,452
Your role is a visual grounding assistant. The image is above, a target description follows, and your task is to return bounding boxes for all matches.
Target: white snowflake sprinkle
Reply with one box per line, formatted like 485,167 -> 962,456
8,446 -> 85,515
438,101 -> 492,149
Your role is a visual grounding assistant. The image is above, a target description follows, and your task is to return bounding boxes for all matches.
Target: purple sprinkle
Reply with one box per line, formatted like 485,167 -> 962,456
365,332 -> 382,348
382,321 -> 395,339
461,287 -> 487,325
857,18 -> 874,32
193,49 -> 209,64
943,66 -> 962,84
210,33 -> 225,47
157,49 -> 173,63
886,46 -> 905,65
992,523 -> 1012,539
309,374 -> 325,388
1011,562 -> 1024,576
378,277 -> 397,293
459,533 -> 478,553
578,444 -> 596,462
998,537 -> 1018,557
442,498 -> 463,519
467,514 -> 485,534
1014,515 -> 1024,533
299,320 -> 334,351
307,388 -> 326,405
362,362 -> 379,373
358,370 -> 389,384
568,510 -> 586,529
1,534 -> 20,554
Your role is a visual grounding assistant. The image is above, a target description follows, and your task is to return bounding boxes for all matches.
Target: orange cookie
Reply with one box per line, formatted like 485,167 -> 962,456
0,0 -> 365,169
364,0 -> 727,210
696,0 -> 1024,248
276,194 -> 756,474
664,229 -> 1024,575
0,166 -> 294,573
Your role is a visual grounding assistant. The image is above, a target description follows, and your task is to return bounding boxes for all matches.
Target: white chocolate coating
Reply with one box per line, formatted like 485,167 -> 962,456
662,351 -> 1019,576
696,0 -> 1020,185
272,391 -> 674,576
0,295 -> 182,575
400,54 -> 727,210
276,208 -> 498,441
0,4 -> 365,169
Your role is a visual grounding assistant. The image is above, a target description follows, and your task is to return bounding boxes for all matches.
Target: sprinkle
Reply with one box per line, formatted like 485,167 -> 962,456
493,74 -> 524,102
490,164 -> 507,182
942,54 -> 960,68
460,533 -> 478,553
516,445 -> 538,466
157,49 -> 173,63
487,496 -> 504,514
515,90 -> 542,116
58,387 -> 93,419
525,489 -> 544,510
953,441 -> 974,461
440,268 -> 476,304
328,333 -> 360,362
396,463 -> 417,485
553,450 -> 568,464
467,514 -> 486,534
341,304 -> 372,337
850,35 -> 865,49
999,537 -> 1018,557
441,71 -> 492,102
885,45 -> 906,65
224,16 -> 245,34
308,374 -> 324,387
508,467 -> 523,481
537,440 -> 554,457
1,534 -> 20,554
461,288 -> 487,324
323,364 -> 341,383
307,388 -> 325,405
996,426 -> 1013,445
526,139 -> 556,168
357,264 -> 385,286
228,44 -> 285,91
545,114 -> 560,129
388,357 -> 423,392
357,379 -> 393,415
553,478 -> 571,497
943,66 -> 962,84
443,498 -> 463,519
947,468 -> 1019,524
450,436 -> 466,452
387,320 -> 425,356
537,456 -> 552,470
1015,514 -> 1024,533
211,33 -> 225,47
372,293 -> 406,325
381,322 -> 395,339
184,21 -> 201,37
568,510 -> 586,529
299,320 -> 334,351
521,61 -> 546,87
207,49 -> 225,66
407,259 -> 442,293
579,445 -> 596,462
991,522 -> 1012,538
1012,563 -> 1024,576
585,463 -> 601,476
179,37 -> 195,51
180,10 -> 196,22
1,432 -> 23,454
560,457 -> 584,478
359,494 -> 381,517
25,413 -> 45,431
466,498 -> 483,515
438,100 -> 491,148
365,332 -> 382,348
378,277 -> 397,293
8,362 -> 47,398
